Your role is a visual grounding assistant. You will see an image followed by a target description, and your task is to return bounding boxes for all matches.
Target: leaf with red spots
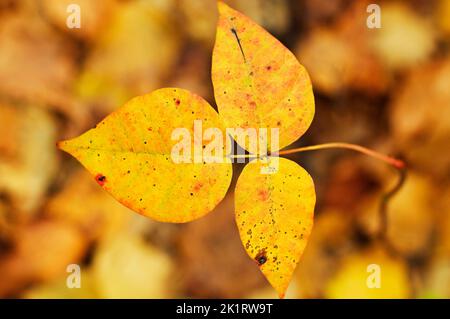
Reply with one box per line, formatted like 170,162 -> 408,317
212,1 -> 317,297
57,1 -> 320,299
212,1 -> 315,152
235,157 -> 316,297
58,88 -> 232,223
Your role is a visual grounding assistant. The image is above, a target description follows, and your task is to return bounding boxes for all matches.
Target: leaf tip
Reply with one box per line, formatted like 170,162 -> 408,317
57,138 -> 78,157
217,0 -> 231,14
56,139 -> 68,152
272,281 -> 289,299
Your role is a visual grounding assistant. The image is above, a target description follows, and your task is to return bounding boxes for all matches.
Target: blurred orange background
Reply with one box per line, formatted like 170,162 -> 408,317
0,0 -> 449,298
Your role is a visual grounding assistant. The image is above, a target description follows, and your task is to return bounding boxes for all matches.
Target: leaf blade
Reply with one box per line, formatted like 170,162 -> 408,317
212,1 -> 315,152
59,88 -> 232,223
235,157 -> 315,297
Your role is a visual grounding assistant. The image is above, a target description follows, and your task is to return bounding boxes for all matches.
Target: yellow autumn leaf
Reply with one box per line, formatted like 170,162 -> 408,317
212,1 -> 315,152
58,88 -> 232,223
235,157 -> 315,297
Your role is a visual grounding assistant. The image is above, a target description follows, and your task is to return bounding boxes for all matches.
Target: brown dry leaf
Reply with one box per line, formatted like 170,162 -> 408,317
167,48 -> 213,101
40,0 -> 117,41
0,219 -> 88,296
325,246 -> 410,298
0,103 -> 58,215
14,220 -> 88,281
45,170 -> 132,241
177,194 -> 266,298
391,58 -> 450,178
0,9 -> 78,117
76,0 -> 181,115
322,155 -> 383,212
300,0 -> 353,27
296,1 -> 389,95
92,232 -> 173,298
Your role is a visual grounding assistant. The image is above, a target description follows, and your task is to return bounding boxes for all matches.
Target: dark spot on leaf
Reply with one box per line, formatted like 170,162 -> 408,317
95,174 -> 106,186
255,249 -> 267,266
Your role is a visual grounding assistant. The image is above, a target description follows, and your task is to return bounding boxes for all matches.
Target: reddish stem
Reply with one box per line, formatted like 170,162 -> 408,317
277,142 -> 405,169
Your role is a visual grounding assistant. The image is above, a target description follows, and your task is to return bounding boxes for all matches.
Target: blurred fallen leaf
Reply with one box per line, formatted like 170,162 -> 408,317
300,0 -> 353,27
296,209 -> 354,298
76,0 -> 181,115
422,256 -> 450,298
438,0 -> 450,36
0,219 -> 88,296
296,1 -> 389,95
385,174 -> 436,257
45,169 -> 132,241
357,173 -> 436,257
178,0 -> 291,46
0,103 -> 58,215
23,269 -> 98,299
40,0 -> 117,41
92,232 -> 173,298
177,194 -> 266,298
0,7 -> 79,117
14,220 -> 88,281
391,58 -> 450,178
325,246 -> 410,298
369,2 -> 436,70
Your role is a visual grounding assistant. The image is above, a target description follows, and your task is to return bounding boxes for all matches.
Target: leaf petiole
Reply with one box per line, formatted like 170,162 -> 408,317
277,143 -> 405,169
229,142 -> 405,169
